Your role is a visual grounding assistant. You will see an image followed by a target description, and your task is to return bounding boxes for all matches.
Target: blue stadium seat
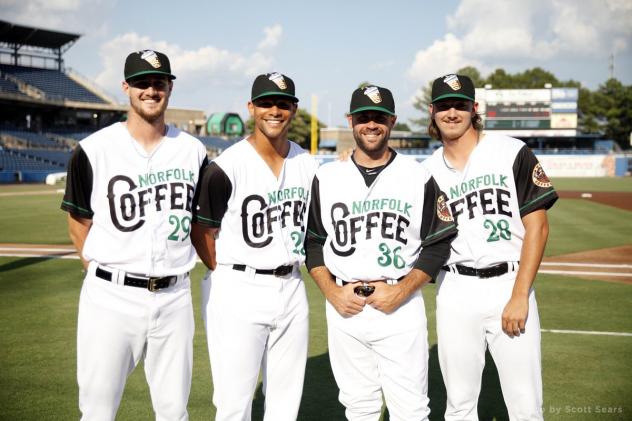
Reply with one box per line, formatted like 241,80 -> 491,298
196,136 -> 236,151
0,64 -> 106,104
1,129 -> 68,148
0,149 -> 68,171
0,77 -> 23,95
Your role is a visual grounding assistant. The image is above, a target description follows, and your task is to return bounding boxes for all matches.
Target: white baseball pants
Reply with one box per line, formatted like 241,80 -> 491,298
325,290 -> 430,421
202,264 -> 308,421
77,262 -> 194,421
436,270 -> 543,421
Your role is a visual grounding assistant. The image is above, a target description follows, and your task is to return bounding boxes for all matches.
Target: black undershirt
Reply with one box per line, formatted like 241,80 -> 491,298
351,149 -> 397,187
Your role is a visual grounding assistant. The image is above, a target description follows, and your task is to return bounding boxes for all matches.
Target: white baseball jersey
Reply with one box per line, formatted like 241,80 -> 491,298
193,138 -> 318,269
62,122 -> 208,276
307,152 -> 456,282
422,133 -> 558,268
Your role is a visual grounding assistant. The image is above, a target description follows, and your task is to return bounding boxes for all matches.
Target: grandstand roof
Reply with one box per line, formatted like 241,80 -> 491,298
0,20 -> 80,51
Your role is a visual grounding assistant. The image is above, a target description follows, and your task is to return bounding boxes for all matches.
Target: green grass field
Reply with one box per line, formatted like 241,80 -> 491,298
1,179 -> 630,420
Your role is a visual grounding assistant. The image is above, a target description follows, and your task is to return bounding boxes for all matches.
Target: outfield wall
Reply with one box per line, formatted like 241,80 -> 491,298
536,155 -> 629,177
315,154 -> 630,177
2,154 -> 630,184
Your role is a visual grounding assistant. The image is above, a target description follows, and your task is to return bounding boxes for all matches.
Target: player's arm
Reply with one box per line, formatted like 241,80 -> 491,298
367,177 -> 457,313
67,214 -> 92,269
191,161 -> 231,271
305,175 -> 365,317
502,145 -> 558,337
60,145 -> 94,270
502,209 -> 549,337
191,226 -> 218,270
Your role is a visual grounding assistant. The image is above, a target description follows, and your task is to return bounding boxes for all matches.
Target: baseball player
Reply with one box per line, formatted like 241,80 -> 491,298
61,50 -> 208,420
191,72 -> 318,421
305,85 -> 457,421
422,74 -> 558,421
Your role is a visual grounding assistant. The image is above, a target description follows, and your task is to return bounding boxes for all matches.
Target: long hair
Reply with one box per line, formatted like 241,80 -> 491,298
428,112 -> 484,140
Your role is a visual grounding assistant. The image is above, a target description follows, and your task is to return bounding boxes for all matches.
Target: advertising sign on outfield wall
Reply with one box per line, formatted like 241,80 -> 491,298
537,155 -> 616,177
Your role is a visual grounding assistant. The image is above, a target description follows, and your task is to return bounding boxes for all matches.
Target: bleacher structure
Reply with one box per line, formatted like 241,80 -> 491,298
0,20 -> 128,182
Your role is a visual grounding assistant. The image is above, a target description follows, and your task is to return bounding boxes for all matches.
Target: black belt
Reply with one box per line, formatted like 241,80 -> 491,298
338,277 -> 403,286
441,262 -> 511,279
96,266 -> 178,291
232,264 -> 294,277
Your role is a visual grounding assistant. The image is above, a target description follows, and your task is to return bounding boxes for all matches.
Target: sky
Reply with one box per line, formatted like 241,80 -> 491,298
2,0 -> 631,128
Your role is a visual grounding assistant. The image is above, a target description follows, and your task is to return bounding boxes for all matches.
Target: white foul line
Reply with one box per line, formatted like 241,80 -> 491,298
539,270 -> 632,277
541,329 -> 632,337
542,262 -> 632,269
0,247 -> 75,253
0,253 -> 78,259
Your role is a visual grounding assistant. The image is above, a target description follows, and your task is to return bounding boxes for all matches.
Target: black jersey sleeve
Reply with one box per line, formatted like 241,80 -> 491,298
60,145 -> 94,219
416,176 -> 457,277
413,234 -> 452,279
513,145 -> 558,217
420,176 -> 458,246
192,161 -> 232,227
305,176 -> 327,271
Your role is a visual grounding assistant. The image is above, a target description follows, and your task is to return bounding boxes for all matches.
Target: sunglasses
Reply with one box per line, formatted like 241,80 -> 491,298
254,98 -> 295,110
433,100 -> 473,112
129,79 -> 169,90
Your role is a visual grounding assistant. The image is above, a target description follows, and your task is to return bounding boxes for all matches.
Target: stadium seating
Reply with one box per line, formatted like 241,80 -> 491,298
0,149 -> 66,171
0,64 -> 106,104
0,76 -> 22,95
196,135 -> 237,151
1,129 -> 68,149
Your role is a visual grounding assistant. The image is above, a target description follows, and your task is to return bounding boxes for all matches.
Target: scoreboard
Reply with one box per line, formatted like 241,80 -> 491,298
476,87 -> 578,137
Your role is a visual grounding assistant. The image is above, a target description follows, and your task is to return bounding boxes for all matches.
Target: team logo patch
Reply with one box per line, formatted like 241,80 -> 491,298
443,74 -> 461,91
437,194 -> 453,222
363,86 -> 382,104
532,163 -> 552,188
268,72 -> 287,89
141,50 -> 161,68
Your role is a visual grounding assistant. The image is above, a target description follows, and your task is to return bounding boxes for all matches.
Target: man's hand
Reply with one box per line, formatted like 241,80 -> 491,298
328,283 -> 367,317
501,294 -> 529,337
365,282 -> 406,314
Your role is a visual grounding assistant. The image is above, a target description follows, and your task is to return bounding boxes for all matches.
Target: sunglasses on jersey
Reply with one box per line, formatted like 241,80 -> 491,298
253,98 -> 296,110
433,100 -> 474,112
128,79 -> 169,90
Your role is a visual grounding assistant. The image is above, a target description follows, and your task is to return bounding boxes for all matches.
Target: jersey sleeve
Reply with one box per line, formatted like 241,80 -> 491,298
513,145 -> 558,217
420,176 -> 458,246
305,175 -> 327,271
192,161 -> 232,227
60,145 -> 94,219
415,176 -> 457,277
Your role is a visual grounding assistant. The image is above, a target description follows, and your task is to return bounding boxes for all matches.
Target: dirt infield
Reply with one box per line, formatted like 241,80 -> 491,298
557,191 -> 632,212
1,243 -> 631,284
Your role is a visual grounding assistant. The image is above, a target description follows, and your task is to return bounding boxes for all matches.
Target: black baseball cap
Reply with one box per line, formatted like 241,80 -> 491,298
349,85 -> 395,116
124,50 -> 176,81
431,74 -> 475,103
251,72 -> 298,102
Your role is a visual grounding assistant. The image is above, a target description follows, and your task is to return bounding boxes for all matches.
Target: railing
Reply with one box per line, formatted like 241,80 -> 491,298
1,71 -> 46,100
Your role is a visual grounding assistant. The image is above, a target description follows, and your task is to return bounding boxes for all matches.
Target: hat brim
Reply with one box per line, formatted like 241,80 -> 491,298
251,91 -> 299,102
125,70 -> 176,81
432,93 -> 474,103
349,105 -> 395,116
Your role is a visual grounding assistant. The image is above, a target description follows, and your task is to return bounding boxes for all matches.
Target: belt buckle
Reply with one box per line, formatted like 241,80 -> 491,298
147,277 -> 161,292
273,266 -> 290,277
